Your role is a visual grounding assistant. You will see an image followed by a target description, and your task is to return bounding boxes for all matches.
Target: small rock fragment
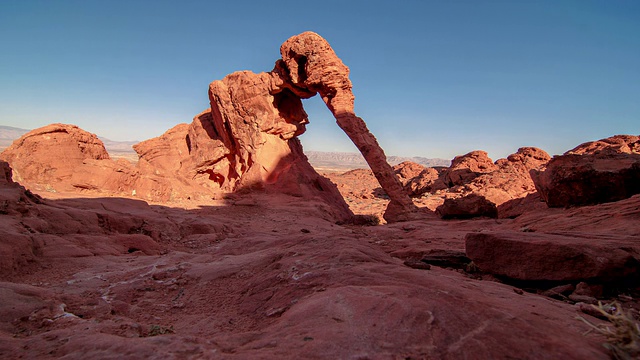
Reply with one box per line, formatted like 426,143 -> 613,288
513,288 -> 524,295
404,260 -> 431,270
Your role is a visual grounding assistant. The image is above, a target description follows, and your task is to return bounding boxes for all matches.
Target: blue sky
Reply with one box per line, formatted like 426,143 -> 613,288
1,0 -> 638,160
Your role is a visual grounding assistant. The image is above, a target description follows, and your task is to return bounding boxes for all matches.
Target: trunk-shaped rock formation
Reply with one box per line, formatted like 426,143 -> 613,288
278,32 -> 420,222
0,32 -> 420,223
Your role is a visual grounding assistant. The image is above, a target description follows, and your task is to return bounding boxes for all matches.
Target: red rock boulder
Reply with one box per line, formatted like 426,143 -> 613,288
134,123 -> 195,177
472,147 -> 550,217
566,134 -> 640,155
407,167 -> 441,196
501,146 -> 551,169
532,152 -> 640,207
512,194 -> 640,236
434,147 -> 550,218
442,150 -> 498,187
393,162 -> 442,197
465,231 -> 640,282
0,124 -> 110,192
393,161 -> 426,186
436,194 -> 498,219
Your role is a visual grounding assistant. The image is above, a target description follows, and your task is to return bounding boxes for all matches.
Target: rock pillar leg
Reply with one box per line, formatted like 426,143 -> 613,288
333,111 -> 420,222
279,31 -> 422,222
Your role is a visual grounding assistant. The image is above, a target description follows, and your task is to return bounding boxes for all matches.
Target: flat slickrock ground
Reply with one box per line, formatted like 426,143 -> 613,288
1,180 -> 638,359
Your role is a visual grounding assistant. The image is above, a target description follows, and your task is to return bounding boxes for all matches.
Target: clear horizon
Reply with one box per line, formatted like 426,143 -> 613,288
1,0 -> 638,161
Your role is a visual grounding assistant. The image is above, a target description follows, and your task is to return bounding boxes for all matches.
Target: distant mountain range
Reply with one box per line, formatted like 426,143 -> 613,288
0,125 -> 450,169
98,138 -> 139,153
0,125 -> 29,147
305,151 -> 449,170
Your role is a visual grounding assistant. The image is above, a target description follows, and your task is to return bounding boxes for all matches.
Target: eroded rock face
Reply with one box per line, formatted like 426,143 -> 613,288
504,146 -> 551,168
436,194 -> 498,219
1,160 -> 13,186
278,32 -> 419,222
131,31 -> 417,222
2,32 -> 419,222
531,135 -> 640,208
468,147 -> 550,217
393,162 -> 442,197
407,167 -> 442,196
393,161 -> 427,187
465,231 -> 640,282
128,61 -> 348,209
434,147 -> 550,218
443,150 -> 498,187
134,123 -> 195,177
566,134 -> 640,155
532,152 -> 640,208
207,71 -> 310,191
0,124 -> 110,192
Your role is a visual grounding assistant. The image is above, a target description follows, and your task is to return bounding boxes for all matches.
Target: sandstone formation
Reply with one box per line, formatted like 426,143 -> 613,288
393,161 -> 427,187
0,123 -> 213,204
3,130 -> 640,358
276,32 -> 419,222
324,147 -> 551,220
393,161 -> 443,197
0,124 -> 110,191
465,231 -> 640,282
442,150 -> 498,187
532,135 -> 640,208
1,32 -> 421,222
0,161 -> 41,272
566,134 -> 639,155
436,194 -> 498,219
0,158 -> 622,359
0,160 -> 13,186
3,31 -> 640,359
513,193 -> 640,236
532,153 -> 640,208
434,147 -> 550,218
407,167 -> 442,196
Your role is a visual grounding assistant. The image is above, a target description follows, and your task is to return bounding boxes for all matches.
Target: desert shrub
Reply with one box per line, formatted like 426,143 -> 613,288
578,302 -> 639,359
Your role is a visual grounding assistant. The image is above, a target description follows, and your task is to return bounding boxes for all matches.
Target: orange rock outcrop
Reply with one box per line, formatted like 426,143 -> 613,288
1,32 -> 422,222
